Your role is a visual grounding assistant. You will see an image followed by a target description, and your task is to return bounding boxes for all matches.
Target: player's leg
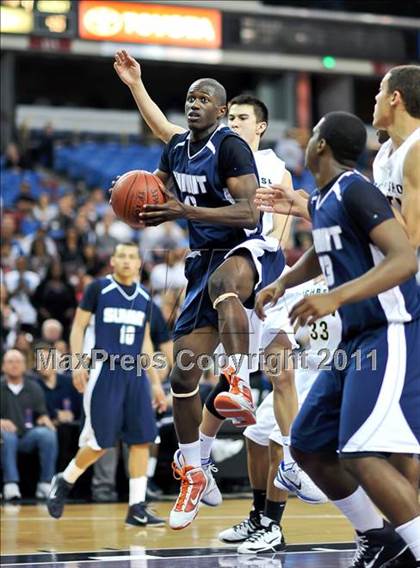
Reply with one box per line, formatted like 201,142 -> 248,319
208,252 -> 259,424
47,362 -> 124,519
169,325 -> 220,529
338,321 -> 420,565
289,368 -> 408,568
238,439 -> 288,554
123,370 -> 164,527
389,452 -> 420,491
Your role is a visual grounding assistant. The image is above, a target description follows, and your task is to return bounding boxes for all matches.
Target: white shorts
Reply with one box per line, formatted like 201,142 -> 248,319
244,392 -> 282,446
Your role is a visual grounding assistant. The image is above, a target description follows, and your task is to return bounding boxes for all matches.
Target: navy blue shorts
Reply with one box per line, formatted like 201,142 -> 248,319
173,237 -> 285,341
79,362 -> 158,449
291,320 -> 420,455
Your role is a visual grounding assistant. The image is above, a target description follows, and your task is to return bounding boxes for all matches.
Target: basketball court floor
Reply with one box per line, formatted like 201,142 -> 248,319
1,498 -> 356,567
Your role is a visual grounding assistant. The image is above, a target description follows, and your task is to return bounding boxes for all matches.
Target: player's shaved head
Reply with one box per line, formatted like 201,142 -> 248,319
318,111 -> 367,166
188,78 -> 227,105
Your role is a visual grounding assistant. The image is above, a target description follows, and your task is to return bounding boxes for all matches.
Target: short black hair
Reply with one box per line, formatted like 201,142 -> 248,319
191,78 -> 227,106
113,242 -> 139,254
387,65 -> 420,118
318,111 -> 367,166
228,95 -> 269,125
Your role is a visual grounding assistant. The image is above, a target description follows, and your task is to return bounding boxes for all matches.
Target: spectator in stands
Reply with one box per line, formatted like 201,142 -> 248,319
150,246 -> 187,295
60,227 -> 84,275
94,213 -> 119,261
33,193 -> 58,225
32,260 -> 77,336
36,123 -> 54,169
1,214 -> 24,262
41,319 -> 63,345
1,349 -> 57,501
89,188 -> 108,219
95,210 -> 134,244
26,231 -> 55,278
4,142 -> 30,170
139,222 -> 187,263
0,286 -> 19,353
82,244 -> 104,277
34,343 -> 81,425
13,332 -> 35,369
4,256 -> 39,333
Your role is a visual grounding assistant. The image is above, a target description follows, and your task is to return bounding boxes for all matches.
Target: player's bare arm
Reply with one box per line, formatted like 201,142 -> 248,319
290,218 -> 418,327
142,323 -> 167,413
267,170 -> 295,246
114,50 -> 185,144
255,246 -> 321,320
401,140 -> 420,247
69,307 -> 92,393
255,173 -> 310,221
141,172 -> 260,229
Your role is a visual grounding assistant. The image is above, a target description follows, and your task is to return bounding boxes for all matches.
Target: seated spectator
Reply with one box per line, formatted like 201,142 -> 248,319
34,343 -> 81,425
25,230 -> 55,278
1,214 -> 25,264
4,142 -> 31,170
41,319 -> 63,345
0,285 -> 19,352
4,256 -> 39,333
33,192 -> 58,225
150,247 -> 187,294
59,227 -> 84,276
0,349 -> 57,501
32,260 -> 77,336
13,332 -> 35,369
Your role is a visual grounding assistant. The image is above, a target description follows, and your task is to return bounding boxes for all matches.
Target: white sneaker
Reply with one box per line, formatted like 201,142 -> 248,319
36,482 -> 51,499
3,482 -> 21,501
218,510 -> 262,543
274,460 -> 328,504
237,517 -> 285,553
211,439 -> 244,463
173,450 -> 222,507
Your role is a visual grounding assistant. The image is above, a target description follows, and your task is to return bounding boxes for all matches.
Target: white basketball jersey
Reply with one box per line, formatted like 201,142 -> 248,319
254,149 -> 286,235
373,127 -> 420,211
282,278 -> 342,404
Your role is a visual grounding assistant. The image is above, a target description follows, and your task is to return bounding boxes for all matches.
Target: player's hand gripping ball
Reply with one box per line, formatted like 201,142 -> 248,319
110,170 -> 167,229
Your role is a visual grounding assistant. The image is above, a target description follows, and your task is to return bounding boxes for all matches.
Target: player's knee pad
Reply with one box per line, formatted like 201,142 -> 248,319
212,292 -> 239,310
205,374 -> 230,419
171,385 -> 200,399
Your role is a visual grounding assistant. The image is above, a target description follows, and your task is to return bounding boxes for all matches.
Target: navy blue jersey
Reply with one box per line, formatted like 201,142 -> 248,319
159,125 -> 261,250
309,171 -> 420,339
80,276 -> 151,357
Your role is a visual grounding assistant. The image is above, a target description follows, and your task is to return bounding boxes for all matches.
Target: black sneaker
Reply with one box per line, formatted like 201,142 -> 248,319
47,474 -> 73,519
125,502 -> 165,527
350,522 -> 410,567
145,479 -> 163,502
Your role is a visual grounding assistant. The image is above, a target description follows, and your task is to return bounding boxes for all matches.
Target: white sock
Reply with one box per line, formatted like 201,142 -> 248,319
227,354 -> 250,386
395,516 -> 420,561
332,486 -> 384,533
147,456 -> 157,478
129,476 -> 147,505
179,440 -> 201,468
62,459 -> 85,484
281,437 -> 293,464
199,432 -> 215,463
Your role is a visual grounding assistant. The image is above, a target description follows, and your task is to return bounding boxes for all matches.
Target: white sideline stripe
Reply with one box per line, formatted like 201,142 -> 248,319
1,549 -> 356,566
1,514 -> 345,522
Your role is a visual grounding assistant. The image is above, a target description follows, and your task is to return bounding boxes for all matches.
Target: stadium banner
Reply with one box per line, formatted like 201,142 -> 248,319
78,1 -> 222,49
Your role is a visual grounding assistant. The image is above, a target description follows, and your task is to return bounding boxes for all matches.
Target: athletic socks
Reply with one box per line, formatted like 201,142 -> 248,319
179,440 -> 201,468
199,432 -> 216,463
62,459 -> 85,484
264,499 -> 286,524
396,516 -> 420,561
252,489 -> 267,514
331,486 -> 384,533
129,476 -> 147,505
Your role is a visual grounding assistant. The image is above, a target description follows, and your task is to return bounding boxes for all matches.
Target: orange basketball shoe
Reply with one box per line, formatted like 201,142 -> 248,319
169,463 -> 208,530
214,368 -> 256,426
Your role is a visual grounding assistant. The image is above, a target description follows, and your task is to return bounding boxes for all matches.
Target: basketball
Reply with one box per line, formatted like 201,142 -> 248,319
110,170 -> 166,228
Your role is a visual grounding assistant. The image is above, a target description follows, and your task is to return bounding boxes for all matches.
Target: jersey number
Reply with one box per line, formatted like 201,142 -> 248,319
319,254 -> 335,286
120,325 -> 135,345
184,195 -> 197,206
310,320 -> 329,341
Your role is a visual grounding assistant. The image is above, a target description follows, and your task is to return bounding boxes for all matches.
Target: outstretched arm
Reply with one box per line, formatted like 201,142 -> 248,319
114,50 -> 185,143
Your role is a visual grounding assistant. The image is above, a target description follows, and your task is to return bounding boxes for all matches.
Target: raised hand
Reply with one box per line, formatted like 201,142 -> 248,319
114,50 -> 142,87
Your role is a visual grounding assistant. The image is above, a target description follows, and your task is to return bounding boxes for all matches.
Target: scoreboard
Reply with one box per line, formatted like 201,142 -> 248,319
0,0 -> 77,37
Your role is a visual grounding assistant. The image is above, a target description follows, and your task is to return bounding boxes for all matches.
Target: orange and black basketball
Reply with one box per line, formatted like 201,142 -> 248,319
110,170 -> 166,228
